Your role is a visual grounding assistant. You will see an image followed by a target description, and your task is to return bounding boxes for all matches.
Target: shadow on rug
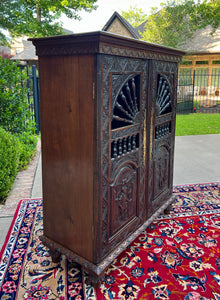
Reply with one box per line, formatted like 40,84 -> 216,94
0,183 -> 220,299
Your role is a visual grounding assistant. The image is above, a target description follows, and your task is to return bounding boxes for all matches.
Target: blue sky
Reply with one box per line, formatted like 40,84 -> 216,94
61,0 -> 163,33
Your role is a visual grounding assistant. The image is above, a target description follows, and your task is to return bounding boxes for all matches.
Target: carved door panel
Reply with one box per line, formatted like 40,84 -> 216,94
150,61 -> 178,211
154,142 -> 171,200
96,55 -> 148,260
109,73 -> 141,243
110,164 -> 138,237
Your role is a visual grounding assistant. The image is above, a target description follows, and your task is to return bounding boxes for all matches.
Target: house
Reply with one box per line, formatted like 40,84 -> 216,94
102,11 -> 220,98
11,40 -> 38,67
10,36 -> 29,56
10,28 -> 73,66
177,26 -> 220,97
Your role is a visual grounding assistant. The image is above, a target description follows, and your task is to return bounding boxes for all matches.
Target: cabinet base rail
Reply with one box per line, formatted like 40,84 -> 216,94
40,194 -> 175,286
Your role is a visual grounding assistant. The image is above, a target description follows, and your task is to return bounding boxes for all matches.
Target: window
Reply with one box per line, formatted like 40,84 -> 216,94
212,60 -> 220,65
181,60 -> 192,65
196,61 -> 208,65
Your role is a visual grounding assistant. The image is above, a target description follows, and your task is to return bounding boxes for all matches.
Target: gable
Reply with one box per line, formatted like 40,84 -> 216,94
106,18 -> 135,38
102,11 -> 140,39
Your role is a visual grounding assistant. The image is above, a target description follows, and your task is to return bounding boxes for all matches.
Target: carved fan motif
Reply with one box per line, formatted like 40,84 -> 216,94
156,75 -> 172,116
112,75 -> 140,129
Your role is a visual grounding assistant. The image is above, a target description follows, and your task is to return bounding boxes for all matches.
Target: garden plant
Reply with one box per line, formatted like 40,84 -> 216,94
0,57 -> 38,202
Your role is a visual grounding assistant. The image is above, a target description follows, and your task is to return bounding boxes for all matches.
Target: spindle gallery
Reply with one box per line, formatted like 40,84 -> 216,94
31,31 -> 185,285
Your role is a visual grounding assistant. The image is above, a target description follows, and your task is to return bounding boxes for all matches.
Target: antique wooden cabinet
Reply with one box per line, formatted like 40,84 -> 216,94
31,32 -> 184,283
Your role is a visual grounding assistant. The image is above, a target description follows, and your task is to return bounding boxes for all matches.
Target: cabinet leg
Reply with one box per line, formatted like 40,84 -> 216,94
164,204 -> 173,215
49,249 -> 61,263
84,270 -> 105,288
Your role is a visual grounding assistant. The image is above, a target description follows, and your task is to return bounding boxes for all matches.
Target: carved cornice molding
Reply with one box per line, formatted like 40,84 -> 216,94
35,43 -> 99,57
31,31 -> 184,63
99,44 -> 183,63
35,43 -> 182,63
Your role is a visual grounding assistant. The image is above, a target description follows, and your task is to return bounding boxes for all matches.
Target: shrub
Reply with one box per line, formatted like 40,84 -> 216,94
0,57 -> 35,134
0,58 -> 38,202
0,127 -> 21,201
17,132 -> 38,169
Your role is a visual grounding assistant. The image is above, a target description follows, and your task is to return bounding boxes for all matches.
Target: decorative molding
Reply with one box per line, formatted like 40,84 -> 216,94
35,43 -> 99,57
100,44 -> 183,63
31,31 -> 184,63
35,43 -> 183,63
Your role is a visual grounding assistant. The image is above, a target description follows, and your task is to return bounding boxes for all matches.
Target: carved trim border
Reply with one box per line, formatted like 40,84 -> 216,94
34,43 -> 182,63
35,44 -> 99,57
40,194 -> 176,279
99,44 -> 183,63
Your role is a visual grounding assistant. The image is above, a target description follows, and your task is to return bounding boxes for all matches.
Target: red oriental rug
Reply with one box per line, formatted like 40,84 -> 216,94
0,183 -> 220,300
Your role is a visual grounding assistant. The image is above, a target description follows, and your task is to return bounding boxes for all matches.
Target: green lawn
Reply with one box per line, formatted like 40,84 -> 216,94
175,113 -> 220,136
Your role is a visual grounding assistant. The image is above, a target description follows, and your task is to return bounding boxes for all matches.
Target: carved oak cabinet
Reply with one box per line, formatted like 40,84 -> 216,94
31,32 -> 184,283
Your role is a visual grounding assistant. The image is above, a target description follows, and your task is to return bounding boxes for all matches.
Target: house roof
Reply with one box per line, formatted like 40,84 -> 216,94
11,42 -> 37,61
102,11 -> 141,39
11,28 -> 74,61
178,25 -> 220,54
135,20 -> 148,35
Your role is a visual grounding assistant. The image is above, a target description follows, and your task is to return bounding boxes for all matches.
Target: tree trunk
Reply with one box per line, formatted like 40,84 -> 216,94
36,5 -> 41,24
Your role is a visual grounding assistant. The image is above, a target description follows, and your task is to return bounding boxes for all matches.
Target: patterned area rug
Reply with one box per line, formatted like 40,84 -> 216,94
0,183 -> 220,300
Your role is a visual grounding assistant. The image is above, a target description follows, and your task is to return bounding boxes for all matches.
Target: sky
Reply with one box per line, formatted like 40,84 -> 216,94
61,0 -> 163,33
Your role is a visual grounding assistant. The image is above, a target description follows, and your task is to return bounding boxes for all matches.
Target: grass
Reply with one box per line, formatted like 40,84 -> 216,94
175,113 -> 220,136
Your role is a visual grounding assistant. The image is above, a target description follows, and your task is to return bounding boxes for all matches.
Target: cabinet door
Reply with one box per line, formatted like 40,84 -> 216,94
149,60 -> 178,212
95,55 -> 149,262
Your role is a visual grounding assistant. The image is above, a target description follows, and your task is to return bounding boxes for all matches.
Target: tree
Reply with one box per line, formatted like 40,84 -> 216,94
141,1 -> 196,48
122,0 -> 220,48
0,0 -> 97,44
121,6 -> 147,28
189,0 -> 220,31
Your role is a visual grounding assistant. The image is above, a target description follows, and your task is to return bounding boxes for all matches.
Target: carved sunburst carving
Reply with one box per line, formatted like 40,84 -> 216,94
156,75 -> 172,116
112,75 -> 140,129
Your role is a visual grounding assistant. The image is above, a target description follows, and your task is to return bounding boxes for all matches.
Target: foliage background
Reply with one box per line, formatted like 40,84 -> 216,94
122,0 -> 220,48
0,58 -> 38,202
0,0 -> 97,43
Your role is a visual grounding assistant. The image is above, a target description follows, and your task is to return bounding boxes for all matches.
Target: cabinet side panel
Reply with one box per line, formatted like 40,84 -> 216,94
39,55 -> 94,262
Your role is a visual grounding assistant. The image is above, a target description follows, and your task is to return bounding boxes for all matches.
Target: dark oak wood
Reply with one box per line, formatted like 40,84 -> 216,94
31,31 -> 184,285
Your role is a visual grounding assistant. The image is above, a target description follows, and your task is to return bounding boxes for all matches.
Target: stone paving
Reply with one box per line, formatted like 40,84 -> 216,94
0,139 -> 41,217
